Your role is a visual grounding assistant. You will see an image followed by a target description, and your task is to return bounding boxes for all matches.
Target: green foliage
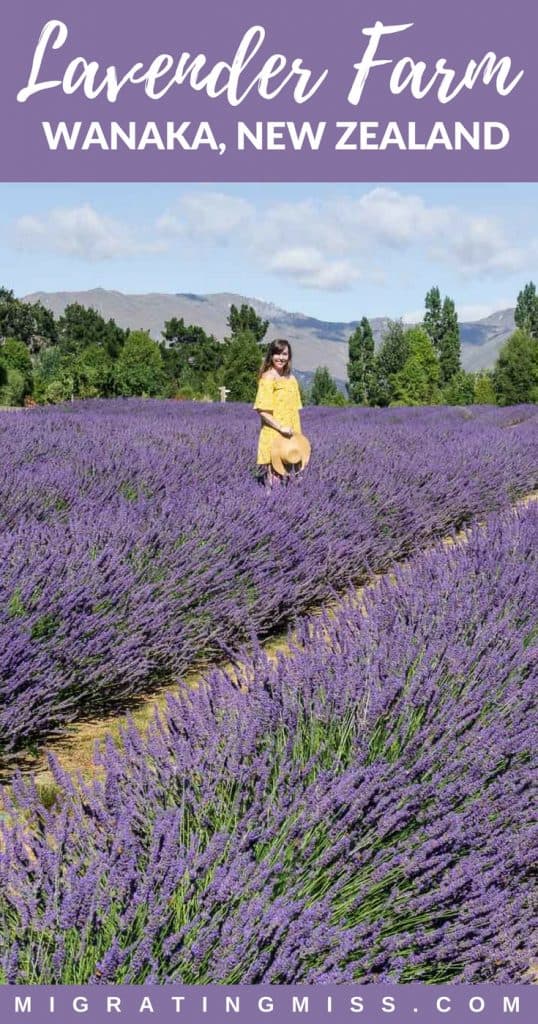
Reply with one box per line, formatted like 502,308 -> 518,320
514,281 -> 538,339
221,330 -> 264,403
391,328 -> 441,406
309,366 -> 346,406
347,317 -> 375,404
161,317 -> 223,396
227,304 -> 269,343
442,369 -> 476,406
0,367 -> 26,407
370,320 -> 410,406
73,345 -> 115,398
34,347 -> 69,383
438,297 -> 461,385
32,348 -> 72,404
0,336 -> 32,376
8,284 -> 538,411
162,317 -> 216,350
493,329 -> 538,405
7,586 -> 26,618
173,383 -> 198,401
473,371 -> 496,405
0,290 -> 57,350
0,337 -> 33,402
115,331 -> 164,397
44,377 -> 73,405
423,286 -> 443,349
423,287 -> 461,385
58,303 -> 127,358
0,298 -> 35,346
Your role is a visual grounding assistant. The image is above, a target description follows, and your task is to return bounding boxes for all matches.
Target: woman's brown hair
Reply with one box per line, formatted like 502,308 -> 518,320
258,339 -> 292,379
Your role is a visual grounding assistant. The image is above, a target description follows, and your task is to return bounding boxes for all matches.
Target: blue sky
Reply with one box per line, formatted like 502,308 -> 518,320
0,183 -> 536,322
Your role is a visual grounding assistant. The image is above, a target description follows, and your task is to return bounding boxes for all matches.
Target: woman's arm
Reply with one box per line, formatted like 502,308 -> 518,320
258,411 -> 293,437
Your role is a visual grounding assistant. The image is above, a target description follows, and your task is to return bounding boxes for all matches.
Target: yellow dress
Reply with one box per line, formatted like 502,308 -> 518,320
253,375 -> 303,465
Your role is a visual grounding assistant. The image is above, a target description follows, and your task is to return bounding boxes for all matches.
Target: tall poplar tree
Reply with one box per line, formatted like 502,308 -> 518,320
423,287 -> 443,350
347,316 -> 375,403
514,282 -> 538,339
439,296 -> 461,385
423,286 -> 461,385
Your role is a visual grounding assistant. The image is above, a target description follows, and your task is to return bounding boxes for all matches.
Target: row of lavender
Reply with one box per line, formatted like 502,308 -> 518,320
1,400 -> 537,758
1,503 -> 536,983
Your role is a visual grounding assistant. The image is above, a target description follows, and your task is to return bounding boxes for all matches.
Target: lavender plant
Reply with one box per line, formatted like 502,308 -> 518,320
1,503 -> 536,983
0,400 -> 537,759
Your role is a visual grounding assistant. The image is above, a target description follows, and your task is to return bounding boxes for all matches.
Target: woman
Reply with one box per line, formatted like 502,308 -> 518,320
253,338 -> 303,489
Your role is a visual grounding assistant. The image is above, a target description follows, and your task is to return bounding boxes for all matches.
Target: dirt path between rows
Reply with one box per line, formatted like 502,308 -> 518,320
21,490 -> 538,792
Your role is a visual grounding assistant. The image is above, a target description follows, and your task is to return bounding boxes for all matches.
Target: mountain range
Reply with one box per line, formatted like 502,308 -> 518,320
23,288 -> 516,381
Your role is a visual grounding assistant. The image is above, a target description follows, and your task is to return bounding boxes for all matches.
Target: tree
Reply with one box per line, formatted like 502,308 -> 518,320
58,303 -> 127,358
423,286 -> 443,350
391,328 -> 441,406
0,300 -> 34,344
73,345 -> 115,398
114,331 -> 164,397
44,377 -> 74,405
0,337 -> 33,385
0,290 -> 57,350
162,317 -> 217,352
438,297 -> 461,384
221,331 -> 264,403
473,371 -> 496,405
227,304 -> 269,343
309,366 -> 346,406
0,368 -> 26,407
442,369 -> 475,406
33,348 -> 74,404
0,338 -> 33,403
161,317 -> 223,393
514,281 -> 538,339
29,301 -> 59,352
347,317 -> 375,404
370,320 -> 410,406
34,346 -> 69,383
493,329 -> 538,405
423,287 -> 461,385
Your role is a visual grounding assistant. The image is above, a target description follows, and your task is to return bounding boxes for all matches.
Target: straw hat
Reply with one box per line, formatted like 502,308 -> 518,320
270,433 -> 311,475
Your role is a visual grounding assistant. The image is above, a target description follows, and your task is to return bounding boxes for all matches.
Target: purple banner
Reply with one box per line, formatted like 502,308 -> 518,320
1,985 -> 536,1023
0,0 -> 536,180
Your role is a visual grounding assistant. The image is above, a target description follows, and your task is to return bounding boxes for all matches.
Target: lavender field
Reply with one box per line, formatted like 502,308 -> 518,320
1,400 -> 537,761
1,502 -> 536,983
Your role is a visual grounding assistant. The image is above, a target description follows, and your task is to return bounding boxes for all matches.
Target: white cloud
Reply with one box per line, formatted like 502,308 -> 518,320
258,200 -> 352,254
333,188 -> 450,248
268,247 -> 360,290
11,189 -> 537,291
155,187 -> 536,289
156,192 -> 253,240
437,216 -> 533,276
13,204 -> 163,261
